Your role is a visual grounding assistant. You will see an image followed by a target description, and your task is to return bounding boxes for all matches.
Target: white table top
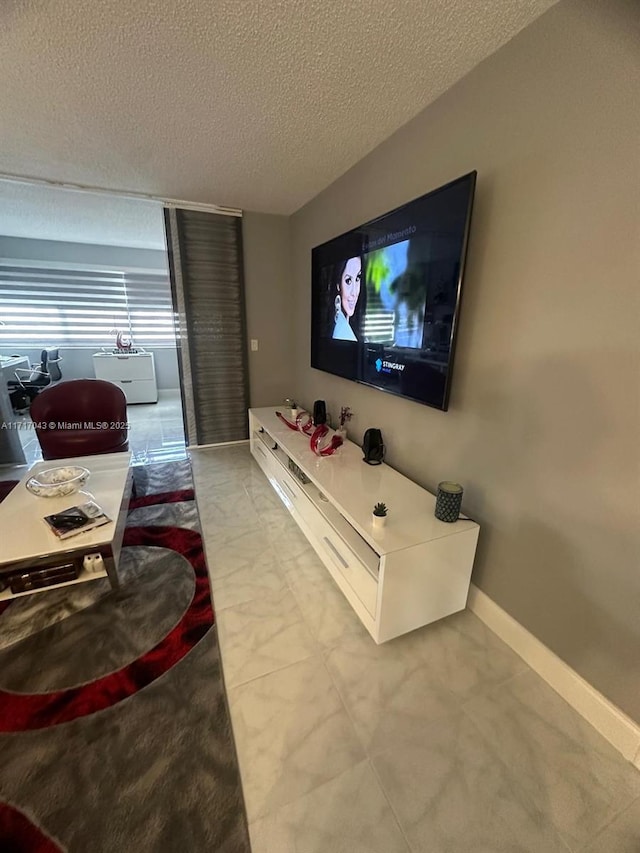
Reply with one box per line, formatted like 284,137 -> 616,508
250,408 -> 477,556
0,452 -> 132,565
0,355 -> 29,369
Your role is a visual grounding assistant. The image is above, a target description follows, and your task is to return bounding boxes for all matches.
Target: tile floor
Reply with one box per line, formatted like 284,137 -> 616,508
16,388 -> 186,466
190,444 -> 640,853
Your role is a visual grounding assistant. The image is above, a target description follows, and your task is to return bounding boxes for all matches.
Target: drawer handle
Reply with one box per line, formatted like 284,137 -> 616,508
323,536 -> 349,569
282,481 -> 297,501
120,379 -> 133,383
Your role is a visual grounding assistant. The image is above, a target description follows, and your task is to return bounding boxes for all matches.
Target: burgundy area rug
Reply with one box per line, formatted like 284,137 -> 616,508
0,460 -> 250,852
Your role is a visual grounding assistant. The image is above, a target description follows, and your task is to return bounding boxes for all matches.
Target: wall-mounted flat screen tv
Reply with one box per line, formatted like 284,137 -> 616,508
311,171 -> 476,411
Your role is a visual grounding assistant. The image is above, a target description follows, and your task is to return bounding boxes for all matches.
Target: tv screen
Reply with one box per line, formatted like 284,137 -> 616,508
311,171 -> 476,411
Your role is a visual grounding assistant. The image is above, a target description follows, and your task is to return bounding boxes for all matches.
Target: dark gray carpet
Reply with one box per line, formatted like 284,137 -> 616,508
0,460 -> 251,853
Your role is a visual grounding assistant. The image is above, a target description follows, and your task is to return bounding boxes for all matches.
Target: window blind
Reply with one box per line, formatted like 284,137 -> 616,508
0,263 -> 174,348
362,291 -> 395,343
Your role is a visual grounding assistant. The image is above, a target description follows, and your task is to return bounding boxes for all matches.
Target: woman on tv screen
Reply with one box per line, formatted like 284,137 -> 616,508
330,255 -> 363,341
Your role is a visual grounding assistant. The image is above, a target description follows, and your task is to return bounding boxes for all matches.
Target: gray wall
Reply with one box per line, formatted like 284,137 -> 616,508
242,212 -> 294,407
290,0 -> 640,721
0,236 -> 167,270
0,237 -> 180,390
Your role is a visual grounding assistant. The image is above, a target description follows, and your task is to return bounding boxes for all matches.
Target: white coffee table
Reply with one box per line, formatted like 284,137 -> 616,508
0,452 -> 133,600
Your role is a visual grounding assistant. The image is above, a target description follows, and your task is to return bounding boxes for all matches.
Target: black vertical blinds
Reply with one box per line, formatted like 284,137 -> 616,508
164,209 -> 249,445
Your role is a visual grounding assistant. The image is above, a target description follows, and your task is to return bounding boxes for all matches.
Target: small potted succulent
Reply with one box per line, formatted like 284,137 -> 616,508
372,502 -> 388,529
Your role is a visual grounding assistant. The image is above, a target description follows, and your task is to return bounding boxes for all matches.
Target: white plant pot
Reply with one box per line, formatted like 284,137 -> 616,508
372,513 -> 387,529
290,408 -> 299,420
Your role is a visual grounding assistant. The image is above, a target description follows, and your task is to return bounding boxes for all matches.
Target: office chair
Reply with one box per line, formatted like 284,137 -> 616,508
8,348 -> 63,412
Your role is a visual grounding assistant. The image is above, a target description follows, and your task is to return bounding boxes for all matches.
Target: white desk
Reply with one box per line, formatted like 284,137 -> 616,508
0,355 -> 29,384
0,356 -> 28,465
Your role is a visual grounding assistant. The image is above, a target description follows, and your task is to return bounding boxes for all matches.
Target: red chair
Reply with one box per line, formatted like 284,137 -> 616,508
30,379 -> 129,461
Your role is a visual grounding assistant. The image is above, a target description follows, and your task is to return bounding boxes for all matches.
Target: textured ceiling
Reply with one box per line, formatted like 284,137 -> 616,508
0,0 -> 557,215
0,182 -> 166,249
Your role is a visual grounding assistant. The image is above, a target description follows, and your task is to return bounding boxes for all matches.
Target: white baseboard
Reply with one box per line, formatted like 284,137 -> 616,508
189,439 -> 250,450
467,584 -> 640,770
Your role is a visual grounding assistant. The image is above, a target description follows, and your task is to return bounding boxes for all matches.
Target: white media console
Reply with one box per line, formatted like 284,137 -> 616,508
249,407 -> 480,643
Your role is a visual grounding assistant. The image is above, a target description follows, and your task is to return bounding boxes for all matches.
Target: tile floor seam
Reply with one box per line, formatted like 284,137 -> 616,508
290,582 -> 370,654
241,757 -> 372,823
310,651 -> 370,765
366,755 -> 418,853
277,557 -> 358,654
460,667 -> 640,804
285,581 -> 325,657
206,539 -> 283,578
219,642 -> 319,692
313,638 -> 419,852
226,656 -> 369,825
214,645 -> 341,822
370,715 -> 577,853
223,645 -> 323,694
322,643 -> 465,755
210,572 -> 289,614
457,692 -> 610,853
272,550 -> 305,596
206,555 -> 280,587
316,640 -> 369,738
270,542 -> 324,604
455,666 -> 529,716
575,793 -> 640,853
244,761 -> 368,828
232,656 -> 374,826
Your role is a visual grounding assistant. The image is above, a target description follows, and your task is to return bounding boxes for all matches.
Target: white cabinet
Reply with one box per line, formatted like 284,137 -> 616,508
249,407 -> 480,643
92,352 -> 158,404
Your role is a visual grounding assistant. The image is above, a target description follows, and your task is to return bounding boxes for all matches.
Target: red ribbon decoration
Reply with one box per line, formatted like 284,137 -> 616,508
275,410 -> 297,430
274,412 -> 342,456
275,410 -> 314,434
309,424 -> 343,456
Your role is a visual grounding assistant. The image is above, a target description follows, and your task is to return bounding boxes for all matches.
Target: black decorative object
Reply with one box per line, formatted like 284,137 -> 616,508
362,428 -> 385,465
312,400 -> 327,426
435,481 -> 463,523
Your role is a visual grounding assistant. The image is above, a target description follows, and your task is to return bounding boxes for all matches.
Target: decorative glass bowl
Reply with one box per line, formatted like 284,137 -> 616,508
26,466 -> 90,498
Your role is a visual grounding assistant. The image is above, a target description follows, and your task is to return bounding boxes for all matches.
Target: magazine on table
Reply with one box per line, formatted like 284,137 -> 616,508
44,500 -> 112,540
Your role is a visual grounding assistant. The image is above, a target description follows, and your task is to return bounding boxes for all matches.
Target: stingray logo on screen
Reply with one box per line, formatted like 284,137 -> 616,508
376,359 -> 405,375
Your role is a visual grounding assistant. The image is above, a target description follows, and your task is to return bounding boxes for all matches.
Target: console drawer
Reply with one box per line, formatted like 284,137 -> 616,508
252,440 -> 312,517
317,525 -> 378,617
117,378 -> 158,404
273,466 -> 307,509
250,432 -> 378,617
252,437 -> 273,472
